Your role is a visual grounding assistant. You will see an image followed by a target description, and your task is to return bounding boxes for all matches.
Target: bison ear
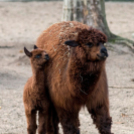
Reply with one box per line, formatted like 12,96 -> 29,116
34,45 -> 38,49
64,40 -> 80,47
24,47 -> 32,57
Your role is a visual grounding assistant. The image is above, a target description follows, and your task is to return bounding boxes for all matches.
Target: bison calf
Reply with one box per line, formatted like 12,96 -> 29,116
23,45 -> 53,134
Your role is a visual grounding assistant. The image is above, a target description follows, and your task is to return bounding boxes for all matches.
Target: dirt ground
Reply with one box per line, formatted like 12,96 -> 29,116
0,1 -> 134,134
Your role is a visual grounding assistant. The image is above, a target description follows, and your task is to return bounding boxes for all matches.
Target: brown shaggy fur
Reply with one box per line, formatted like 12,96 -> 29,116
36,21 -> 113,134
23,46 -> 55,134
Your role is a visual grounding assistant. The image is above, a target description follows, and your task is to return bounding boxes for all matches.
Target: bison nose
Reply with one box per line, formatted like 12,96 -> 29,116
101,47 -> 108,57
45,54 -> 49,60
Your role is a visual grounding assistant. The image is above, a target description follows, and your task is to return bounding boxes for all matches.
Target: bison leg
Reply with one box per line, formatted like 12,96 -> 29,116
57,108 -> 80,134
25,109 -> 37,134
86,102 -> 113,134
51,109 -> 59,134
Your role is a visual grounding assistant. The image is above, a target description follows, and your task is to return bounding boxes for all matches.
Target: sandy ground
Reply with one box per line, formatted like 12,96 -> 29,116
0,1 -> 134,134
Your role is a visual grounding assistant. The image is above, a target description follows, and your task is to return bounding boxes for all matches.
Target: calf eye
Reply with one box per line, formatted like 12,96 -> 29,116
86,42 -> 93,48
35,54 -> 41,58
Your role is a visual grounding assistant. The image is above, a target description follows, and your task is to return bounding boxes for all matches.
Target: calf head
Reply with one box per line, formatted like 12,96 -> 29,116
24,45 -> 49,69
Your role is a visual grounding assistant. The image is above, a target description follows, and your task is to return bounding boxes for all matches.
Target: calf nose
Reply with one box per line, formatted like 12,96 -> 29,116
45,54 -> 49,60
101,47 -> 108,57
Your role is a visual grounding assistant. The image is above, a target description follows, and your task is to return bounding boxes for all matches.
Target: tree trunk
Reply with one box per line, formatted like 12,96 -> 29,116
62,0 -> 134,50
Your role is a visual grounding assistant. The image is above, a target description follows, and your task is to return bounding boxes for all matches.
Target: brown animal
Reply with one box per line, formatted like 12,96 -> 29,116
23,45 -> 53,134
36,21 -> 113,134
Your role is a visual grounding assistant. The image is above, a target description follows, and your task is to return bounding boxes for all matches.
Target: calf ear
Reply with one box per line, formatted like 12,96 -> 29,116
24,47 -> 32,57
64,40 -> 80,47
34,45 -> 38,49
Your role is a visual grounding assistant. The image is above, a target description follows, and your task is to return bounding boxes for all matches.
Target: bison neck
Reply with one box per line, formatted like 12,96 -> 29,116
67,56 -> 104,97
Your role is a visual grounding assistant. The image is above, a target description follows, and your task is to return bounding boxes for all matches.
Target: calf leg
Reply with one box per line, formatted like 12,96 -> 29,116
86,101 -> 113,134
38,109 -> 58,134
25,109 -> 37,134
38,110 -> 46,134
57,108 -> 80,134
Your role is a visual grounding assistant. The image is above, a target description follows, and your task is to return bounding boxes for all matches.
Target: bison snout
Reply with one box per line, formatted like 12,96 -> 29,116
97,46 -> 108,60
101,47 -> 108,57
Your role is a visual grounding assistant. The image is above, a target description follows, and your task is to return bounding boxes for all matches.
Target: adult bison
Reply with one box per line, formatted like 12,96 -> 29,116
36,21 -> 113,134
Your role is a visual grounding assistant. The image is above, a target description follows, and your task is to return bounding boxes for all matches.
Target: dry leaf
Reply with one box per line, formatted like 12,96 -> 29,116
19,50 -> 23,53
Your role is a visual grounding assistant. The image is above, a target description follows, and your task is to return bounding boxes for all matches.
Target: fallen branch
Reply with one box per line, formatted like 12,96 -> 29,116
109,86 -> 134,89
108,33 -> 134,51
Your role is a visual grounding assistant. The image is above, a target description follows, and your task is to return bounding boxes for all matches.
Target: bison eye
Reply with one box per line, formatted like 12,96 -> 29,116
86,42 -> 93,48
35,54 -> 41,59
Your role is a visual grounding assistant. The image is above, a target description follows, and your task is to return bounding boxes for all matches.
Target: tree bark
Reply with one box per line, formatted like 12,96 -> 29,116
62,0 -> 134,50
